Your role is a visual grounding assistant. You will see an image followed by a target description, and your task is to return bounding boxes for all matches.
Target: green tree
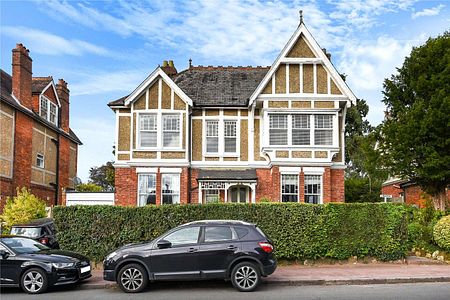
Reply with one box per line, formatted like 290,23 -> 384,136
75,183 -> 103,192
380,31 -> 450,210
1,188 -> 46,231
88,161 -> 115,191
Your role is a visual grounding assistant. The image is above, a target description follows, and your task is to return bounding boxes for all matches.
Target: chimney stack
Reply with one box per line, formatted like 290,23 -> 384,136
12,43 -> 33,109
56,79 -> 70,132
161,59 -> 177,77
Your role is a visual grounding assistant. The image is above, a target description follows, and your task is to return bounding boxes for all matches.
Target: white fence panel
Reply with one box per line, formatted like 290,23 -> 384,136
66,192 -> 114,206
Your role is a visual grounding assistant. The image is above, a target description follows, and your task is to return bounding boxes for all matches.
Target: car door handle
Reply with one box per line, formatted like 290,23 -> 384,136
188,247 -> 198,253
227,245 -> 237,250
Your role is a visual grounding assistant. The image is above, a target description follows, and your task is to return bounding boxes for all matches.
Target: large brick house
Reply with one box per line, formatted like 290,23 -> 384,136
0,44 -> 81,209
108,20 -> 356,206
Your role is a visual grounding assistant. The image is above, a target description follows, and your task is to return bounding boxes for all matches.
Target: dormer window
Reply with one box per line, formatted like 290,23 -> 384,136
39,95 -> 58,125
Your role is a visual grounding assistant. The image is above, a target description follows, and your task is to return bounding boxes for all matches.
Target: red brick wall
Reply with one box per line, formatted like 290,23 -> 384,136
12,111 -> 33,191
330,169 -> 345,202
190,168 -> 199,204
322,167 -> 331,203
30,184 -> 55,207
381,184 -> 404,198
255,167 -> 280,202
12,44 -> 32,110
115,167 -> 138,206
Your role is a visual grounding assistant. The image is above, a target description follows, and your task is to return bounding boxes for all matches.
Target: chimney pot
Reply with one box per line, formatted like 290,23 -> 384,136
162,60 -> 168,67
168,60 -> 174,67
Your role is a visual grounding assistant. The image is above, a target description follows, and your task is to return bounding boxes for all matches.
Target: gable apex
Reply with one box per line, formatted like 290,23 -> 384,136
249,22 -> 357,106
124,67 -> 193,107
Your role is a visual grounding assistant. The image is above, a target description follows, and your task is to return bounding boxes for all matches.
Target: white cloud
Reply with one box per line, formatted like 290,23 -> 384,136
412,4 -> 445,19
1,26 -> 113,57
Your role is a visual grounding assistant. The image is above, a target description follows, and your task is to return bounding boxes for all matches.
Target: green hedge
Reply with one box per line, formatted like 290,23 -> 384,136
53,203 -> 410,262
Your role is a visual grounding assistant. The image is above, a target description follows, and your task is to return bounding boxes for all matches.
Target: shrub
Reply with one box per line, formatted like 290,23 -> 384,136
53,203 -> 409,262
75,183 -> 103,192
433,215 -> 450,251
1,188 -> 46,232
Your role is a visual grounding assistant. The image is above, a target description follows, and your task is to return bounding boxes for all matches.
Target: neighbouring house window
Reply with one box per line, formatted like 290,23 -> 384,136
229,186 -> 247,203
304,175 -> 321,204
36,153 -> 44,168
269,115 -> 288,145
39,97 -> 48,120
314,115 -> 333,145
281,174 -> 298,202
138,174 -> 156,206
224,121 -> 237,153
140,114 -> 157,147
49,102 -> 57,124
206,120 -> 219,153
161,174 -> 180,204
162,114 -> 180,148
292,115 -> 310,145
205,190 -> 220,203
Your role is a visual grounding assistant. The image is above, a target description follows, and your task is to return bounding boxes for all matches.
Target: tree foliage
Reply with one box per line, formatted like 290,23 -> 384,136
1,188 -> 46,231
380,32 -> 450,210
88,161 -> 115,191
75,183 -> 103,192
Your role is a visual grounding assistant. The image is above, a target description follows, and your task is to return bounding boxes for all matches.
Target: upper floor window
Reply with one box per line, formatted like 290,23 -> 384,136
206,120 -> 219,153
36,153 -> 44,169
268,114 -> 334,147
314,115 -> 333,145
224,121 -> 237,153
162,114 -> 181,148
140,114 -> 157,148
39,96 -> 58,125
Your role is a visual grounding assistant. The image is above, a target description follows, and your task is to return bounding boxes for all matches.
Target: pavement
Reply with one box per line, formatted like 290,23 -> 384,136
83,256 -> 450,289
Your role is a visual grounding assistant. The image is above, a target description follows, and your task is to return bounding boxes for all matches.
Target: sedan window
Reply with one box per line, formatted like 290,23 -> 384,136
163,226 -> 200,247
10,227 -> 42,238
204,226 -> 234,243
1,237 -> 50,254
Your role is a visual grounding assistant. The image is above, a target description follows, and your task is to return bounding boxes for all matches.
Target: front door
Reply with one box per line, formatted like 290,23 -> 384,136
150,226 -> 201,280
229,186 -> 248,203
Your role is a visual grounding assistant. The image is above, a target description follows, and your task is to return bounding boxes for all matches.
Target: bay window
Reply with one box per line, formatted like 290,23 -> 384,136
268,114 -> 334,147
139,114 -> 157,148
304,175 -> 321,204
206,120 -> 219,153
161,174 -> 180,204
138,174 -> 156,206
162,114 -> 180,148
281,174 -> 298,202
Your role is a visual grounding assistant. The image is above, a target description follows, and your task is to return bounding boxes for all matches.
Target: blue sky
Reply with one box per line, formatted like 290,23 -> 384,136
1,0 -> 449,181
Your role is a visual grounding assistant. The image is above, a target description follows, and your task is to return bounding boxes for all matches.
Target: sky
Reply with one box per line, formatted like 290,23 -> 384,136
1,0 -> 449,182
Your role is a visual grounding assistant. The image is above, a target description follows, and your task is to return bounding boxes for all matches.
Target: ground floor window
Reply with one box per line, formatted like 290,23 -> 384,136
281,174 -> 298,202
205,190 -> 220,203
305,175 -> 321,204
229,186 -> 248,203
162,173 -> 180,204
138,174 -> 156,206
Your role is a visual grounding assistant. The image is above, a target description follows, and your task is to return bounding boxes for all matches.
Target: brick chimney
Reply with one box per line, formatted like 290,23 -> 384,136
161,60 -> 177,77
12,43 -> 33,109
56,79 -> 70,132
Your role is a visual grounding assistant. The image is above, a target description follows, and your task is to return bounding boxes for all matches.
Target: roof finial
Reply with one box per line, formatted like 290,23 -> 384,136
189,58 -> 192,68
299,10 -> 303,25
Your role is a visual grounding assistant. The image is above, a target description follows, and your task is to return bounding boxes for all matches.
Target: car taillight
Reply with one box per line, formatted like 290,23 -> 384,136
39,237 -> 49,245
258,242 -> 273,253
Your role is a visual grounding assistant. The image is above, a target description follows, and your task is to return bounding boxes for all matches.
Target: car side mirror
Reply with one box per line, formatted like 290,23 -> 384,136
157,240 -> 172,249
0,250 -> 10,259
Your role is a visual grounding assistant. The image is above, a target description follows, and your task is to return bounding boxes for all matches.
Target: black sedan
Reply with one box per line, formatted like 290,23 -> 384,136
104,220 -> 277,293
0,236 -> 91,294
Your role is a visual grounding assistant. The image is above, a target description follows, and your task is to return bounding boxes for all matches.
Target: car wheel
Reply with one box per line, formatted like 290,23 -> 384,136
117,263 -> 148,293
21,268 -> 48,294
231,262 -> 261,292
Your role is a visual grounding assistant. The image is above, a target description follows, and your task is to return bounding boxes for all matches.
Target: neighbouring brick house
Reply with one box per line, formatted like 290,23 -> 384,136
381,178 -> 450,208
0,44 -> 82,209
108,20 -> 356,206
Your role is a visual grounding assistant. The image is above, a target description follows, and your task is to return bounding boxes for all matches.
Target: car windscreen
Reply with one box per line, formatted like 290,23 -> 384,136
10,227 -> 43,238
1,237 -> 50,254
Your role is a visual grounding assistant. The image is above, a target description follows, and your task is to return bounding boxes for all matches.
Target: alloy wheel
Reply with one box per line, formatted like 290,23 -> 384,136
234,265 -> 258,290
23,271 -> 44,293
120,267 -> 144,291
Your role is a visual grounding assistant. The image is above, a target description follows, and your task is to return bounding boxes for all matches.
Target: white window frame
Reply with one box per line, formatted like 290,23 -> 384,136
224,120 -> 237,153
162,113 -> 181,149
139,113 -> 158,149
280,174 -> 299,202
304,174 -> 322,204
39,95 -> 58,125
267,113 -> 336,148
314,115 -> 333,146
161,173 -> 180,204
137,112 -> 183,150
205,189 -> 220,203
36,153 -> 45,169
137,173 -> 156,206
205,120 -> 219,154
204,119 -> 239,156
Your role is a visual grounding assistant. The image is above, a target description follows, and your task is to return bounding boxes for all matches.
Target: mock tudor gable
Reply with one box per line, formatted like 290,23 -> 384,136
109,16 -> 354,206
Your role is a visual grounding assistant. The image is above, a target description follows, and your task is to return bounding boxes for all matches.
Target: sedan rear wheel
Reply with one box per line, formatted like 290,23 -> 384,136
231,262 -> 260,292
21,268 -> 48,294
117,263 -> 148,293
